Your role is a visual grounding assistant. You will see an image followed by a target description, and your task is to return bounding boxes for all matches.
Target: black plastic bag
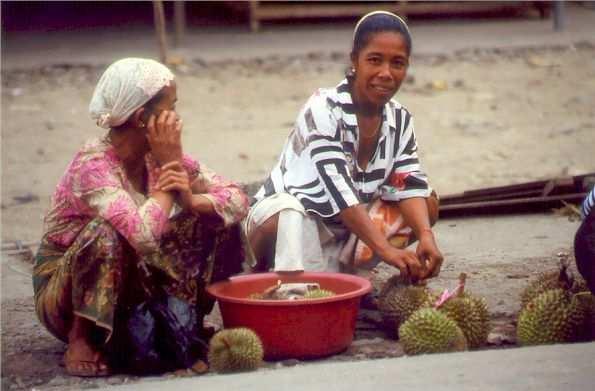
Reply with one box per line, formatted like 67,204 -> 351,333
109,260 -> 209,375
125,301 -> 164,374
120,294 -> 209,375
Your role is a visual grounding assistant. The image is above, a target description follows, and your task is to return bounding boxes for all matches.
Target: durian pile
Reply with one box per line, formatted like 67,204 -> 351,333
208,328 -> 264,373
378,273 -> 491,355
516,261 -> 595,346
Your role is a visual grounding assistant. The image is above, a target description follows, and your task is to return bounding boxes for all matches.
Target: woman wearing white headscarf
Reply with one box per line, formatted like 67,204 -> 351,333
33,58 -> 249,376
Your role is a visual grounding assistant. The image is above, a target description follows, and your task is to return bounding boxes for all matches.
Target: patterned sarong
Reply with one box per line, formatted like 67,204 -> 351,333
33,212 -> 244,343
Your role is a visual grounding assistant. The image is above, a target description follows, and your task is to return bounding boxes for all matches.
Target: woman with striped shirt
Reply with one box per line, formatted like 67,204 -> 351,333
245,11 -> 443,282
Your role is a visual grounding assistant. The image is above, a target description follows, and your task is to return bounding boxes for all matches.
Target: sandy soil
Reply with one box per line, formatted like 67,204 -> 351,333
3,43 -> 595,243
2,43 -> 595,390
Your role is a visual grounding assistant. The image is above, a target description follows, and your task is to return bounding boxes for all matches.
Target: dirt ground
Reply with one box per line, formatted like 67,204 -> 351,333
2,38 -> 595,389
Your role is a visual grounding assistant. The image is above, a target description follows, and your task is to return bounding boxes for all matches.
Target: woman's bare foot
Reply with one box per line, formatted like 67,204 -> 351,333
64,316 -> 110,377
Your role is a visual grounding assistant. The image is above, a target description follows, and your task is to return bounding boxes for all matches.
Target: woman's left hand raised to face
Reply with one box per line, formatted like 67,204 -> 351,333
416,230 -> 444,279
147,110 -> 183,165
156,161 -> 193,209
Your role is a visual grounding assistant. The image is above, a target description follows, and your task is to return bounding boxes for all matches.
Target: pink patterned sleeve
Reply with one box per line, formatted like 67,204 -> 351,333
73,157 -> 168,253
192,163 -> 249,227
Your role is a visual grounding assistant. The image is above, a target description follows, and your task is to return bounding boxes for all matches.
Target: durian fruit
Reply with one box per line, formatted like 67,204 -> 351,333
436,273 -> 490,349
303,289 -> 336,299
520,260 -> 583,309
378,275 -> 436,338
208,328 -> 264,372
574,291 -> 595,341
398,307 -> 468,355
517,288 -> 585,346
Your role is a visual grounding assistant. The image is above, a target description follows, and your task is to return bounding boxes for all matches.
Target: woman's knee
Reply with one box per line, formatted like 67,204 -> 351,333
249,213 -> 280,244
77,218 -> 128,253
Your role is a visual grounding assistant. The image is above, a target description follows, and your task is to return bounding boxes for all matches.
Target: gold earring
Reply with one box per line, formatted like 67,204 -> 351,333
139,122 -> 145,128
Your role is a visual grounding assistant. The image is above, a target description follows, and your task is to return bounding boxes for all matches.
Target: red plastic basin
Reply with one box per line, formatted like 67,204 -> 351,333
206,272 -> 371,360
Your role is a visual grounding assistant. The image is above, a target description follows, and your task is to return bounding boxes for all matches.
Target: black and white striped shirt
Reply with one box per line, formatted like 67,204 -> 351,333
582,187 -> 595,219
255,79 -> 431,218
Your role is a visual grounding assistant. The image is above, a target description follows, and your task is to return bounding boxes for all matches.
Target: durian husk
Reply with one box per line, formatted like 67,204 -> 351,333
303,289 -> 336,299
377,275 -> 436,339
436,273 -> 490,349
438,294 -> 490,349
517,288 -> 585,346
520,261 -> 584,309
208,328 -> 264,373
398,307 -> 468,355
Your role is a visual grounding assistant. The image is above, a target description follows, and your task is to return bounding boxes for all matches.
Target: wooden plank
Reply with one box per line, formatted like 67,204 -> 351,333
441,174 -> 594,204
250,1 -> 260,32
440,189 -> 544,205
254,3 -> 403,20
174,1 -> 186,48
252,1 -> 533,22
152,0 -> 168,64
396,1 -> 532,16
439,192 -> 587,218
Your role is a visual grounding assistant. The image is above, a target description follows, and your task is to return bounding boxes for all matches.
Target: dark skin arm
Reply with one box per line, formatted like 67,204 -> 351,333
156,161 -> 218,217
398,197 -> 444,279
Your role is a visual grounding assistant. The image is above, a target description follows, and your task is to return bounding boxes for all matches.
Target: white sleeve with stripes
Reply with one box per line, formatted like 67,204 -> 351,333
303,94 -> 360,214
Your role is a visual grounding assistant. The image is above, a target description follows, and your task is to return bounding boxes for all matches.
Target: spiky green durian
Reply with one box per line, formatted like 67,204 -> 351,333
378,275 -> 436,338
520,261 -> 584,309
303,289 -> 336,299
436,273 -> 490,349
208,328 -> 264,372
574,291 -> 595,341
398,308 -> 468,355
517,289 -> 585,346
438,294 -> 490,349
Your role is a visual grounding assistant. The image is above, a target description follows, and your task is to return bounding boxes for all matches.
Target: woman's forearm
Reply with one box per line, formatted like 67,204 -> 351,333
339,204 -> 392,258
398,197 -> 432,237
189,194 -> 217,216
151,189 -> 176,216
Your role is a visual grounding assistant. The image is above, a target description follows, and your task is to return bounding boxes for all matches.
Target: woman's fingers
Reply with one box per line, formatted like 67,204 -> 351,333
165,110 -> 177,131
394,258 -> 409,279
156,169 -> 189,191
404,254 -> 424,281
160,160 -> 184,172
156,110 -> 169,132
147,114 -> 157,139
158,177 -> 185,191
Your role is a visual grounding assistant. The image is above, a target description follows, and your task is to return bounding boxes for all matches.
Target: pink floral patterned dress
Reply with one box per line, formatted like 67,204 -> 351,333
33,138 -> 249,342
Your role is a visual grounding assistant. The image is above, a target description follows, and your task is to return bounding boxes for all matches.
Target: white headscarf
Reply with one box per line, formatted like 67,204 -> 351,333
89,58 -> 175,129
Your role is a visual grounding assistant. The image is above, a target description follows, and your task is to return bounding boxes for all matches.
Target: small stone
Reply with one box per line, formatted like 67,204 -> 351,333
281,359 -> 301,367
191,360 -> 209,374
429,80 -> 448,91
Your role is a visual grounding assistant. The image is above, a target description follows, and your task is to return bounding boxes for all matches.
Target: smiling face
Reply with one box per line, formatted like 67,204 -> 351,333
350,31 -> 409,110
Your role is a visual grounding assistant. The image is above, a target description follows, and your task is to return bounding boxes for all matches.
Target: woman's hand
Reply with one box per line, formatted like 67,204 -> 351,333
156,161 -> 192,210
147,110 -> 183,165
379,245 -> 425,282
416,230 -> 444,279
